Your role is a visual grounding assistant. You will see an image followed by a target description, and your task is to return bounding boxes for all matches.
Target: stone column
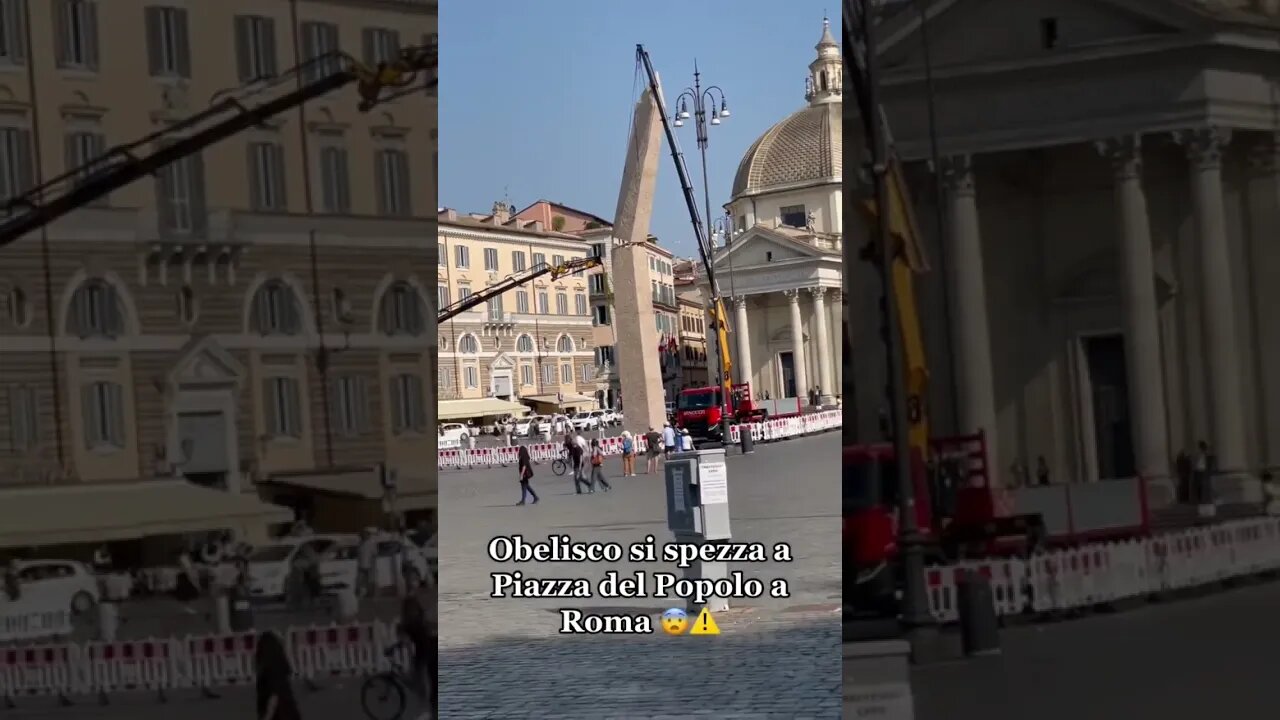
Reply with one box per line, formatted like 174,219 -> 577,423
1095,135 -> 1171,488
733,295 -> 754,389
810,287 -> 835,404
1247,139 -> 1280,469
831,290 -> 844,398
785,289 -> 809,401
941,155 -> 999,475
1175,127 -> 1251,493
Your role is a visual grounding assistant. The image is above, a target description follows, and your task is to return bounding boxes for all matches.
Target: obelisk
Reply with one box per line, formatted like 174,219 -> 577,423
610,88 -> 666,435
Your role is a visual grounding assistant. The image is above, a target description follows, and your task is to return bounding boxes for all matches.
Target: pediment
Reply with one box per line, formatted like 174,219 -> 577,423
491,352 -> 515,369
1055,251 -> 1175,303
714,226 -> 827,271
168,335 -> 245,388
880,0 -> 1197,70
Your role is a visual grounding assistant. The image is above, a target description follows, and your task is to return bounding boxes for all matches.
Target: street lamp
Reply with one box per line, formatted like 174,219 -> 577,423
673,63 -> 737,448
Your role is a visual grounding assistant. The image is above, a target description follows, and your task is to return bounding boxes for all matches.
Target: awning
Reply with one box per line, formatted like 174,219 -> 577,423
266,470 -> 436,510
437,398 -> 530,420
522,393 -> 597,410
0,481 -> 294,548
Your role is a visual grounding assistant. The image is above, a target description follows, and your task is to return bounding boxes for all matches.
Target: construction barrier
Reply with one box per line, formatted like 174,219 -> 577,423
924,516 -> 1280,622
438,409 -> 843,470
0,608 -> 72,643
0,621 -> 400,705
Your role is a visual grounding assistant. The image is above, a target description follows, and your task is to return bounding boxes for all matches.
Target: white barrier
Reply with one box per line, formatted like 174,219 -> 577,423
924,516 -> 1280,622
0,607 -> 72,643
439,409 -> 843,470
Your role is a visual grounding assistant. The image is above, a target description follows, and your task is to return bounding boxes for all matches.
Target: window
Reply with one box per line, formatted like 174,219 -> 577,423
363,28 -> 400,66
156,149 -> 206,234
595,346 -> 615,365
234,15 -> 276,82
7,286 -> 29,327
511,251 -> 526,272
251,279 -> 302,336
0,126 -> 34,209
457,334 -> 479,354
145,6 -> 190,78
780,204 -> 807,228
463,366 -> 478,389
299,22 -> 339,83
593,305 -> 609,326
458,285 -> 472,301
575,293 -> 587,316
486,296 -> 503,319
6,384 -> 38,451
389,373 -> 425,435
330,375 -> 370,437
537,292 -> 548,314
375,148 -> 411,216
436,368 -> 453,393
591,243 -> 605,258
176,285 -> 197,325
542,364 -> 555,385
64,129 -> 108,205
552,254 -> 564,267
248,141 -> 287,211
82,381 -> 124,450
54,0 -> 98,70
263,376 -> 301,438
0,0 -> 27,65
379,282 -> 425,336
588,275 -> 606,294
556,335 -> 574,353
560,363 -> 572,384
520,365 -> 534,386
532,252 -> 546,268
331,287 -> 353,323
516,335 -> 534,353
454,245 -> 469,269
437,285 -> 449,309
515,291 -> 529,314
68,279 -> 123,338
483,248 -> 499,272
580,364 -> 594,382
555,293 -> 567,315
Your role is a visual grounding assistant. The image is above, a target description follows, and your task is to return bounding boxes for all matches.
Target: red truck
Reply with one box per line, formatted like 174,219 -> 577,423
844,431 -> 1151,615
675,383 -> 801,439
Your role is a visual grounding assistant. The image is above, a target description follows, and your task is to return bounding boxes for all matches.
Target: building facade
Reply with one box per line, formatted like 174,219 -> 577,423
701,17 -> 843,406
436,203 -> 598,417
0,0 -> 437,548
675,265 -> 711,390
849,0 -> 1280,501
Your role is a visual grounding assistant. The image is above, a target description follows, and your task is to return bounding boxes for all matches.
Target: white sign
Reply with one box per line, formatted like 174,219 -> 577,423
699,462 -> 728,505
845,683 -> 915,719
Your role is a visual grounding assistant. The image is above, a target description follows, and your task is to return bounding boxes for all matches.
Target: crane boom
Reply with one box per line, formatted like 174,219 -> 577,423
635,45 -> 734,403
0,43 -> 437,247
438,256 -> 602,323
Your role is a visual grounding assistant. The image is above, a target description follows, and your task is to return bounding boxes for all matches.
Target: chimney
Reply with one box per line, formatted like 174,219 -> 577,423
491,200 -> 510,225
440,208 -> 458,221
531,220 -> 544,232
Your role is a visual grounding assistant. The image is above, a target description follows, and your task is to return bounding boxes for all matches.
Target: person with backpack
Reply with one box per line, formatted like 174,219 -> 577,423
620,431 -> 636,477
589,438 -> 612,492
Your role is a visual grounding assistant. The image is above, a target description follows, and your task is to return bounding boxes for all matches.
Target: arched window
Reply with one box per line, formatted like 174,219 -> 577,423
251,279 -> 302,335
68,278 -> 124,338
458,334 -> 480,354
515,334 -> 534,353
7,287 -> 30,327
379,281 -> 426,336
556,334 -> 574,354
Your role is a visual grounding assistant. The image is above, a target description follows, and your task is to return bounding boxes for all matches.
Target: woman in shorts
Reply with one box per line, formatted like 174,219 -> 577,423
620,431 -> 635,476
645,427 -> 663,474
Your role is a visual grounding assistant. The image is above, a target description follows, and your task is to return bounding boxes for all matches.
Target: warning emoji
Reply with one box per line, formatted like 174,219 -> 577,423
689,607 -> 720,635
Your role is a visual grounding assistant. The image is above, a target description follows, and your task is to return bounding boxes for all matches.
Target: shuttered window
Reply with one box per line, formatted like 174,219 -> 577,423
233,15 -> 276,82
0,126 -> 33,212
299,21 -> 339,83
318,144 -> 350,213
541,364 -> 555,385
251,280 -> 302,336
362,28 -> 399,66
68,279 -> 123,338
263,377 -> 301,438
145,6 -> 190,78
53,0 -> 97,70
379,282 -> 424,337
81,381 -> 125,450
155,147 -> 206,235
388,374 -> 424,435
0,0 -> 27,65
330,375 -> 370,437
374,148 -> 410,217
6,384 -> 38,451
247,141 -> 287,211
65,130 -> 108,205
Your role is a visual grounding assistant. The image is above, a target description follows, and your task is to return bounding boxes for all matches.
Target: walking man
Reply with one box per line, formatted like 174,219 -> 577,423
565,432 -> 589,494
645,427 -> 662,474
662,421 -> 677,459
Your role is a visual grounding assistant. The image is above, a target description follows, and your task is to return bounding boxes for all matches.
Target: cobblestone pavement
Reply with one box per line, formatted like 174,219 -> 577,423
439,432 -> 841,718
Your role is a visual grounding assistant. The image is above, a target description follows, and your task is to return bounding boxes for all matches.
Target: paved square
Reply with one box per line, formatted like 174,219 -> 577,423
439,432 -> 842,718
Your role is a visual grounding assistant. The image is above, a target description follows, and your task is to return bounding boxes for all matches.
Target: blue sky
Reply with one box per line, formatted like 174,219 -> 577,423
440,0 -> 838,259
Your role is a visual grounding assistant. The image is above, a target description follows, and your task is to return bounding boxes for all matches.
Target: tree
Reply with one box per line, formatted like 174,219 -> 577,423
552,215 -> 566,231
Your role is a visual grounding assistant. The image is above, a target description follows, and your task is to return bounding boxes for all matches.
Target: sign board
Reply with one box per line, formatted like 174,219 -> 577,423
699,461 -> 728,505
845,683 -> 914,718
664,455 -> 697,533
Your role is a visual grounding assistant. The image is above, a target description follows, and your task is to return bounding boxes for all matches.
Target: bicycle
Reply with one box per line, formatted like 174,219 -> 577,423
551,450 -> 570,477
361,643 -> 425,720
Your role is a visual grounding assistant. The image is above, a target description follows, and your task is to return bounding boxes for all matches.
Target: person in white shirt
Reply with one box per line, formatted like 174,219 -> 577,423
662,422 -> 677,458
680,428 -> 694,451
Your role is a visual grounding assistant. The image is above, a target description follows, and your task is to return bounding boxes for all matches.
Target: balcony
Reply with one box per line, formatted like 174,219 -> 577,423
484,312 -> 517,327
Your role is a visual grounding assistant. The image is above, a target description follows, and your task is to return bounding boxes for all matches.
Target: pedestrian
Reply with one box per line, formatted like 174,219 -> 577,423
400,586 -> 437,714
356,528 -> 377,598
680,428 -> 694,452
174,549 -> 200,603
1036,456 -> 1050,486
662,421 -> 677,458
645,427 -> 662,475
620,431 -> 636,476
565,433 -> 589,494
1194,440 -> 1212,505
517,445 -> 539,505
589,438 -> 612,492
255,631 -> 303,720
574,431 -> 592,489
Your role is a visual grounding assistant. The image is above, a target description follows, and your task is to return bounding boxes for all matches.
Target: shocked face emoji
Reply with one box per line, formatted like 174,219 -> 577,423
661,608 -> 689,635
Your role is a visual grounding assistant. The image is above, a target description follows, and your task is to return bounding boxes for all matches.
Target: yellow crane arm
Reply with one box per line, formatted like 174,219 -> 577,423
709,298 -> 733,398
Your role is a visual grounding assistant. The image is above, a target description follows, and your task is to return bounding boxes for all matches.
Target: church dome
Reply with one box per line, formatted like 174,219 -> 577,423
730,18 -> 842,199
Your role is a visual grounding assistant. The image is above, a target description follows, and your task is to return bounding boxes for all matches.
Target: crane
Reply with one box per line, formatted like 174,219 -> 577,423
635,45 -> 736,444
438,256 -> 602,323
0,42 -> 437,247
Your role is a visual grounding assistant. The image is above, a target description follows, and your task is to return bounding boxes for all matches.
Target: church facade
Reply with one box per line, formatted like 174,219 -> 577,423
848,0 -> 1280,502
699,18 -> 844,406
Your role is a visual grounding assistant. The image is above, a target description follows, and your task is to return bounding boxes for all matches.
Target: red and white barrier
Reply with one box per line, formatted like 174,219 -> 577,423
0,643 -> 82,699
441,409 -> 844,470
82,638 -> 176,695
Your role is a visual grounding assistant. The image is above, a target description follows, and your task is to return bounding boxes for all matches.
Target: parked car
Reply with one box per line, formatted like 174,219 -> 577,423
538,414 -> 572,435
514,415 -> 538,436
322,535 -> 434,592
244,535 -> 349,599
438,423 -> 470,445
571,411 -> 599,431
5,559 -> 101,615
598,409 -> 619,426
